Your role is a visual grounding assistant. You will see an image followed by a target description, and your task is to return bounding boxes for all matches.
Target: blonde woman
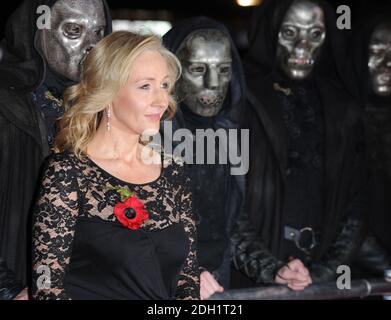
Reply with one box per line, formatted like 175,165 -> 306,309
31,31 -> 200,300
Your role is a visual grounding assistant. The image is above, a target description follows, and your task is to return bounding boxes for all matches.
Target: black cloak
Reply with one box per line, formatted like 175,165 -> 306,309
232,0 -> 368,285
0,0 -> 112,299
162,16 -> 246,287
351,7 -> 391,256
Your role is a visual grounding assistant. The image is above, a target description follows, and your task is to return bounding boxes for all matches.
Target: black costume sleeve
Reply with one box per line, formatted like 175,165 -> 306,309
0,106 -> 32,301
231,209 -> 285,284
175,167 -> 200,300
0,258 -> 23,300
31,157 -> 79,300
310,119 -> 368,283
353,235 -> 391,277
310,214 -> 365,282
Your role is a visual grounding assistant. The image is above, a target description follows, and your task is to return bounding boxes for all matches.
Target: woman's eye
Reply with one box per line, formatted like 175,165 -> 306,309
161,82 -> 170,90
140,84 -> 150,90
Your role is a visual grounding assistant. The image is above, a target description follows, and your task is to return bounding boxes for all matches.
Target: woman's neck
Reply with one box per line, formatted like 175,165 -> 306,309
87,122 -> 141,163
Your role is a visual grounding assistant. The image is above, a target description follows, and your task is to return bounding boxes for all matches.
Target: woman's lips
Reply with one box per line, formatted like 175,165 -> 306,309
145,113 -> 161,121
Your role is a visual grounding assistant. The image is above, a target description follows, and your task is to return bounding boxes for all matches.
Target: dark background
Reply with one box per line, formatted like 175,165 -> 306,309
0,0 -> 390,49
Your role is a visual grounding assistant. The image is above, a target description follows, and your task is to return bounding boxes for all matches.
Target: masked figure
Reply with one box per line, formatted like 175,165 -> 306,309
231,0 -> 367,288
276,0 -> 326,81
350,9 -> 391,277
368,23 -> 391,98
162,17 -> 246,296
0,0 -> 111,299
175,29 -> 232,118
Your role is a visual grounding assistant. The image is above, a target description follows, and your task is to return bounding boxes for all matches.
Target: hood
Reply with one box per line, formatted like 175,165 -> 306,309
351,6 -> 391,106
0,0 -> 112,91
244,0 -> 354,92
163,16 -> 246,129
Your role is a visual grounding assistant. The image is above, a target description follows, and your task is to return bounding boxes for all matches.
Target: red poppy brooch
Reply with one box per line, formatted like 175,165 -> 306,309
110,186 -> 149,230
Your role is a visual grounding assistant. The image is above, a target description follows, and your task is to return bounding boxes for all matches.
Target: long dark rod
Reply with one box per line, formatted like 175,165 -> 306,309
209,279 -> 391,300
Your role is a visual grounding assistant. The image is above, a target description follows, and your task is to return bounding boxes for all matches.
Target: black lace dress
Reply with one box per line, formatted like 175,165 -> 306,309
31,151 -> 200,300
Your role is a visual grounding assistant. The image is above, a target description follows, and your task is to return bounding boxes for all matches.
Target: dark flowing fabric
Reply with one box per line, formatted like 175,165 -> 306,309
162,17 -> 246,287
351,6 -> 391,105
32,152 -> 199,300
232,0 -> 368,285
267,72 -> 326,262
0,0 -> 112,298
350,8 -> 391,262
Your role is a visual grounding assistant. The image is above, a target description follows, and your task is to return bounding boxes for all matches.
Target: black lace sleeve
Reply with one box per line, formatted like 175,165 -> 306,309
175,165 -> 200,300
231,209 -> 284,284
31,155 -> 80,300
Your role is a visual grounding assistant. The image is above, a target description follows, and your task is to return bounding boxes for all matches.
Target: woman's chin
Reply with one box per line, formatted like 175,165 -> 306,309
140,126 -> 160,138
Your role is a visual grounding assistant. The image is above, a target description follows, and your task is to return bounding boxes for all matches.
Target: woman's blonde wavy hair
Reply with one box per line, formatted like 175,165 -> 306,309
53,31 -> 181,158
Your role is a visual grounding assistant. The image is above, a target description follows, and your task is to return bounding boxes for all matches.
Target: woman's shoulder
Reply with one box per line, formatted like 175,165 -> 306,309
44,150 -> 84,172
162,151 -> 185,169
162,151 -> 188,173
160,150 -> 190,181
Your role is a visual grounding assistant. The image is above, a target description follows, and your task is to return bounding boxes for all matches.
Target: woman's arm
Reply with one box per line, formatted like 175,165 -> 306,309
175,165 -> 200,300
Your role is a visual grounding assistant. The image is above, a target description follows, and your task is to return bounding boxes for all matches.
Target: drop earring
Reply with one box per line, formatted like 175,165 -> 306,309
106,105 -> 111,132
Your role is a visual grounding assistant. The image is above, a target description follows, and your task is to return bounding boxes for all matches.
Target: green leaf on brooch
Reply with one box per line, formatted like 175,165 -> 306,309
107,185 -> 134,202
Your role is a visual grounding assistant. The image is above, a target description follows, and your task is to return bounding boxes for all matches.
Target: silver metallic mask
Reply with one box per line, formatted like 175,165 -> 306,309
176,29 -> 232,117
277,0 -> 326,80
368,22 -> 391,97
38,0 -> 106,82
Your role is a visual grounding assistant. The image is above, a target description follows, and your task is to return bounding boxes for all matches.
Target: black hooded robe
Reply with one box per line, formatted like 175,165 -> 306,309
349,8 -> 391,277
0,0 -> 112,299
231,0 -> 368,286
162,17 -> 246,288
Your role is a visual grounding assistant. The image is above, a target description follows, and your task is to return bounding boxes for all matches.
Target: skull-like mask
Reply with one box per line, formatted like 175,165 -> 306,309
277,0 -> 326,80
37,0 -> 107,82
176,29 -> 232,117
368,22 -> 391,97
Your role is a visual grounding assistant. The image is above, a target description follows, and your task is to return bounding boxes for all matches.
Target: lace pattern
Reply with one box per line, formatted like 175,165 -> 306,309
32,151 -> 199,300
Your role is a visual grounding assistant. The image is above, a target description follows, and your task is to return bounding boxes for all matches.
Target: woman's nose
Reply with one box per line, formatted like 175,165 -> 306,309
152,88 -> 169,108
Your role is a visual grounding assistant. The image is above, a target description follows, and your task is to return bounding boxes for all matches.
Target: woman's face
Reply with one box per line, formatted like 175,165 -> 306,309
111,50 -> 172,136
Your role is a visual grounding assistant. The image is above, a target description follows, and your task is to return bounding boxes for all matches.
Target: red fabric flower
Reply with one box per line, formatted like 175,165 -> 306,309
113,196 -> 149,230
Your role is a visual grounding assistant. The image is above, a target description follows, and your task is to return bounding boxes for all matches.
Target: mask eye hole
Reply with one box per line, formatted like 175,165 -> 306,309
281,26 -> 297,40
189,64 -> 206,75
219,64 -> 231,75
310,28 -> 324,41
95,27 -> 105,38
370,45 -> 385,56
63,23 -> 83,39
371,49 -> 381,55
